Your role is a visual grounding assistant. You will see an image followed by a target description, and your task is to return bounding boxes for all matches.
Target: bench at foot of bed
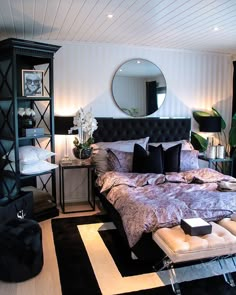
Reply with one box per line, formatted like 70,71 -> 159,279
152,221 -> 236,295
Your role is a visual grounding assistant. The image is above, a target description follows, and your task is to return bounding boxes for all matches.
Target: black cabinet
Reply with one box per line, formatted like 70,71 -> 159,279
0,38 -> 60,221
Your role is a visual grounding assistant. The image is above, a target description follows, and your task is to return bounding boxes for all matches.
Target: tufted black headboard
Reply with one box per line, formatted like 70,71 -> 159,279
93,117 -> 191,143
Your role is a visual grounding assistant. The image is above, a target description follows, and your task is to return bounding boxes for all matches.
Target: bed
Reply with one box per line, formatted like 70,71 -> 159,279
92,117 -> 236,265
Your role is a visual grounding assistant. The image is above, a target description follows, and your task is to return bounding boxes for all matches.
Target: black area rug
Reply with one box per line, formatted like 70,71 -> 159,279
51,214 -> 236,295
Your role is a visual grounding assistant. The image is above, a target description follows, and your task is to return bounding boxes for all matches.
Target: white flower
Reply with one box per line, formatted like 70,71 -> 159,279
70,108 -> 98,145
25,108 -> 36,117
18,107 -> 35,117
18,107 -> 25,117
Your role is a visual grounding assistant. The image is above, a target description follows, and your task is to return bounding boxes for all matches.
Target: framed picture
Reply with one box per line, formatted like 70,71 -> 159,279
22,69 -> 44,97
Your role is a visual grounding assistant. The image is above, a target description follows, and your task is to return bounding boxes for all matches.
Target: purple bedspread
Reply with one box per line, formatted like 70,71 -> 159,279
96,168 -> 236,247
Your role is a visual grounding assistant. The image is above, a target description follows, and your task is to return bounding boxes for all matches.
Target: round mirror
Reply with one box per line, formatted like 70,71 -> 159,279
112,59 -> 167,117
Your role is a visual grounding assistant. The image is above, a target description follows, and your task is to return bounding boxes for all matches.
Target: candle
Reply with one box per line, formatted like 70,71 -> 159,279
207,146 -> 216,159
216,145 -> 225,159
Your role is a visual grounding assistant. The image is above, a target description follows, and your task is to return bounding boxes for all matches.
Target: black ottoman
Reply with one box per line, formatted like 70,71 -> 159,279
0,218 -> 43,282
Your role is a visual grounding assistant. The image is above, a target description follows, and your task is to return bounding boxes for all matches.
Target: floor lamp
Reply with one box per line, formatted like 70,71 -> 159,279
54,116 -> 74,163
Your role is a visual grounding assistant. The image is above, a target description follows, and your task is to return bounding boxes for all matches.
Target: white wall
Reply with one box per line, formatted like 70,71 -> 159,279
52,41 -> 233,201
54,41 -> 233,122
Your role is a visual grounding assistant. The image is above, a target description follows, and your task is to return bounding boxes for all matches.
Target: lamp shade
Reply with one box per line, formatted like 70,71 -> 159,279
199,116 -> 221,132
54,116 -> 74,135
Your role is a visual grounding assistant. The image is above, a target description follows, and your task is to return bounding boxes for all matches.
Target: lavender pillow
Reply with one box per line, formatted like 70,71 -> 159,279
107,148 -> 133,172
91,137 -> 149,175
180,150 -> 199,171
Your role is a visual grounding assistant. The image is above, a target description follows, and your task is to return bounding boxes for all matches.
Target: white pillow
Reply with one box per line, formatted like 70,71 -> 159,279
3,145 -> 56,164
148,140 -> 193,151
91,137 -> 149,152
4,160 -> 58,175
20,161 -> 58,175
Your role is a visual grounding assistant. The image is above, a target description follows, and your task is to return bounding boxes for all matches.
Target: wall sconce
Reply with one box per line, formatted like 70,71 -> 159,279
54,116 -> 74,163
199,116 -> 221,133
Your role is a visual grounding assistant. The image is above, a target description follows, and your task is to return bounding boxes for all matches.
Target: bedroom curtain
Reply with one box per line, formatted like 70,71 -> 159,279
233,61 -> 236,116
232,61 -> 236,177
146,81 -> 157,115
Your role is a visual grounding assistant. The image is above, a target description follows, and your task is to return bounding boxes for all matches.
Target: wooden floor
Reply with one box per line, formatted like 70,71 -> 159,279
0,204 -> 102,295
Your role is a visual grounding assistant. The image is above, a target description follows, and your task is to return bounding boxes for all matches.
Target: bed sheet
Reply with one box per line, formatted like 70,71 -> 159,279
96,168 -> 236,247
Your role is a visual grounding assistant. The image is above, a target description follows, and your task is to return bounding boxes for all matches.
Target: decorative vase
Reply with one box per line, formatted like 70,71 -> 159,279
19,116 -> 36,129
73,147 -> 92,159
18,116 -> 36,136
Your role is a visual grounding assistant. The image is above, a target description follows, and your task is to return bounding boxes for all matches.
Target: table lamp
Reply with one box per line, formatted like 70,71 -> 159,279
54,116 -> 74,163
198,116 -> 222,158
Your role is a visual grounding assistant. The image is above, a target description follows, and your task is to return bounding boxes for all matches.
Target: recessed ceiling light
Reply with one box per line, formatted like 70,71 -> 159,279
107,14 -> 113,19
213,26 -> 219,31
137,60 -> 141,64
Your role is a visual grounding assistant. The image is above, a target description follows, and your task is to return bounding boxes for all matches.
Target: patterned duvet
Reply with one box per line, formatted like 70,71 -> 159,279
96,168 -> 236,247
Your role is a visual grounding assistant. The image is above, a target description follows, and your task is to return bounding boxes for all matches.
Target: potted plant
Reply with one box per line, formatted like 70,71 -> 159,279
229,112 -> 236,154
192,107 -> 236,157
18,107 -> 36,136
69,108 -> 98,159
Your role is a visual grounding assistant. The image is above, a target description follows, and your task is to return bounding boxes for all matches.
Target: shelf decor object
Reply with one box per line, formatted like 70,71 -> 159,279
0,38 -> 60,221
21,69 -> 44,97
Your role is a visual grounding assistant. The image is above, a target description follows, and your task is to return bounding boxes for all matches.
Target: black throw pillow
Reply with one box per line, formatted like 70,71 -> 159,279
163,143 -> 182,172
132,143 -> 164,174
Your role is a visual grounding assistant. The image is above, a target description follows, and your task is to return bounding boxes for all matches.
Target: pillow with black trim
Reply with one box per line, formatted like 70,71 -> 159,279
107,148 -> 133,172
91,137 -> 149,176
163,143 -> 182,172
132,144 -> 164,174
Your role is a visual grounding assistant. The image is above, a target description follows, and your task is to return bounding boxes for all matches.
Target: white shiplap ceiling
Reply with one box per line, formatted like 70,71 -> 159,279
1,0 -> 236,55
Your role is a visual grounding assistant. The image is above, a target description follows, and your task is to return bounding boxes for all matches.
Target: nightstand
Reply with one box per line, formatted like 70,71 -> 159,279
59,159 -> 95,213
198,155 -> 233,176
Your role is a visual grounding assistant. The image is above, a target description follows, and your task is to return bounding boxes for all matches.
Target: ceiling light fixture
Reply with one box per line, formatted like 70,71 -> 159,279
107,14 -> 113,19
213,26 -> 219,31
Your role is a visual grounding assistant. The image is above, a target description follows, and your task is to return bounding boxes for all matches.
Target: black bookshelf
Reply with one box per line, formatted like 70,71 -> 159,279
0,38 -> 61,221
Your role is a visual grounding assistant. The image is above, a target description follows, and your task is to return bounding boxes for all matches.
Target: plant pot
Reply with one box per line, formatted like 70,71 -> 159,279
73,147 -> 92,159
19,116 -> 36,129
18,116 -> 36,136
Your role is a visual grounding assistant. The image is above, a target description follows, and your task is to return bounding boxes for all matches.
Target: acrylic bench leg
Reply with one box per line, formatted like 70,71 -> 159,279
153,257 -> 182,294
160,258 -> 182,295
168,263 -> 181,295
218,257 -> 236,287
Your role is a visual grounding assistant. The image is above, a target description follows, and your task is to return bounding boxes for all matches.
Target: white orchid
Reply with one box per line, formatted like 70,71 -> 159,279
18,107 -> 36,117
70,108 -> 98,149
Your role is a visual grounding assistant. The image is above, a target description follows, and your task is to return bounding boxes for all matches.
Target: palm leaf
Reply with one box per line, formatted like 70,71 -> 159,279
212,107 -> 226,130
191,131 -> 208,152
229,113 -> 236,147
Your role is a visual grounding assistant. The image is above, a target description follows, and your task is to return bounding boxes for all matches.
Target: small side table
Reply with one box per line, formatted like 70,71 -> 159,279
198,155 -> 233,176
59,159 -> 95,213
